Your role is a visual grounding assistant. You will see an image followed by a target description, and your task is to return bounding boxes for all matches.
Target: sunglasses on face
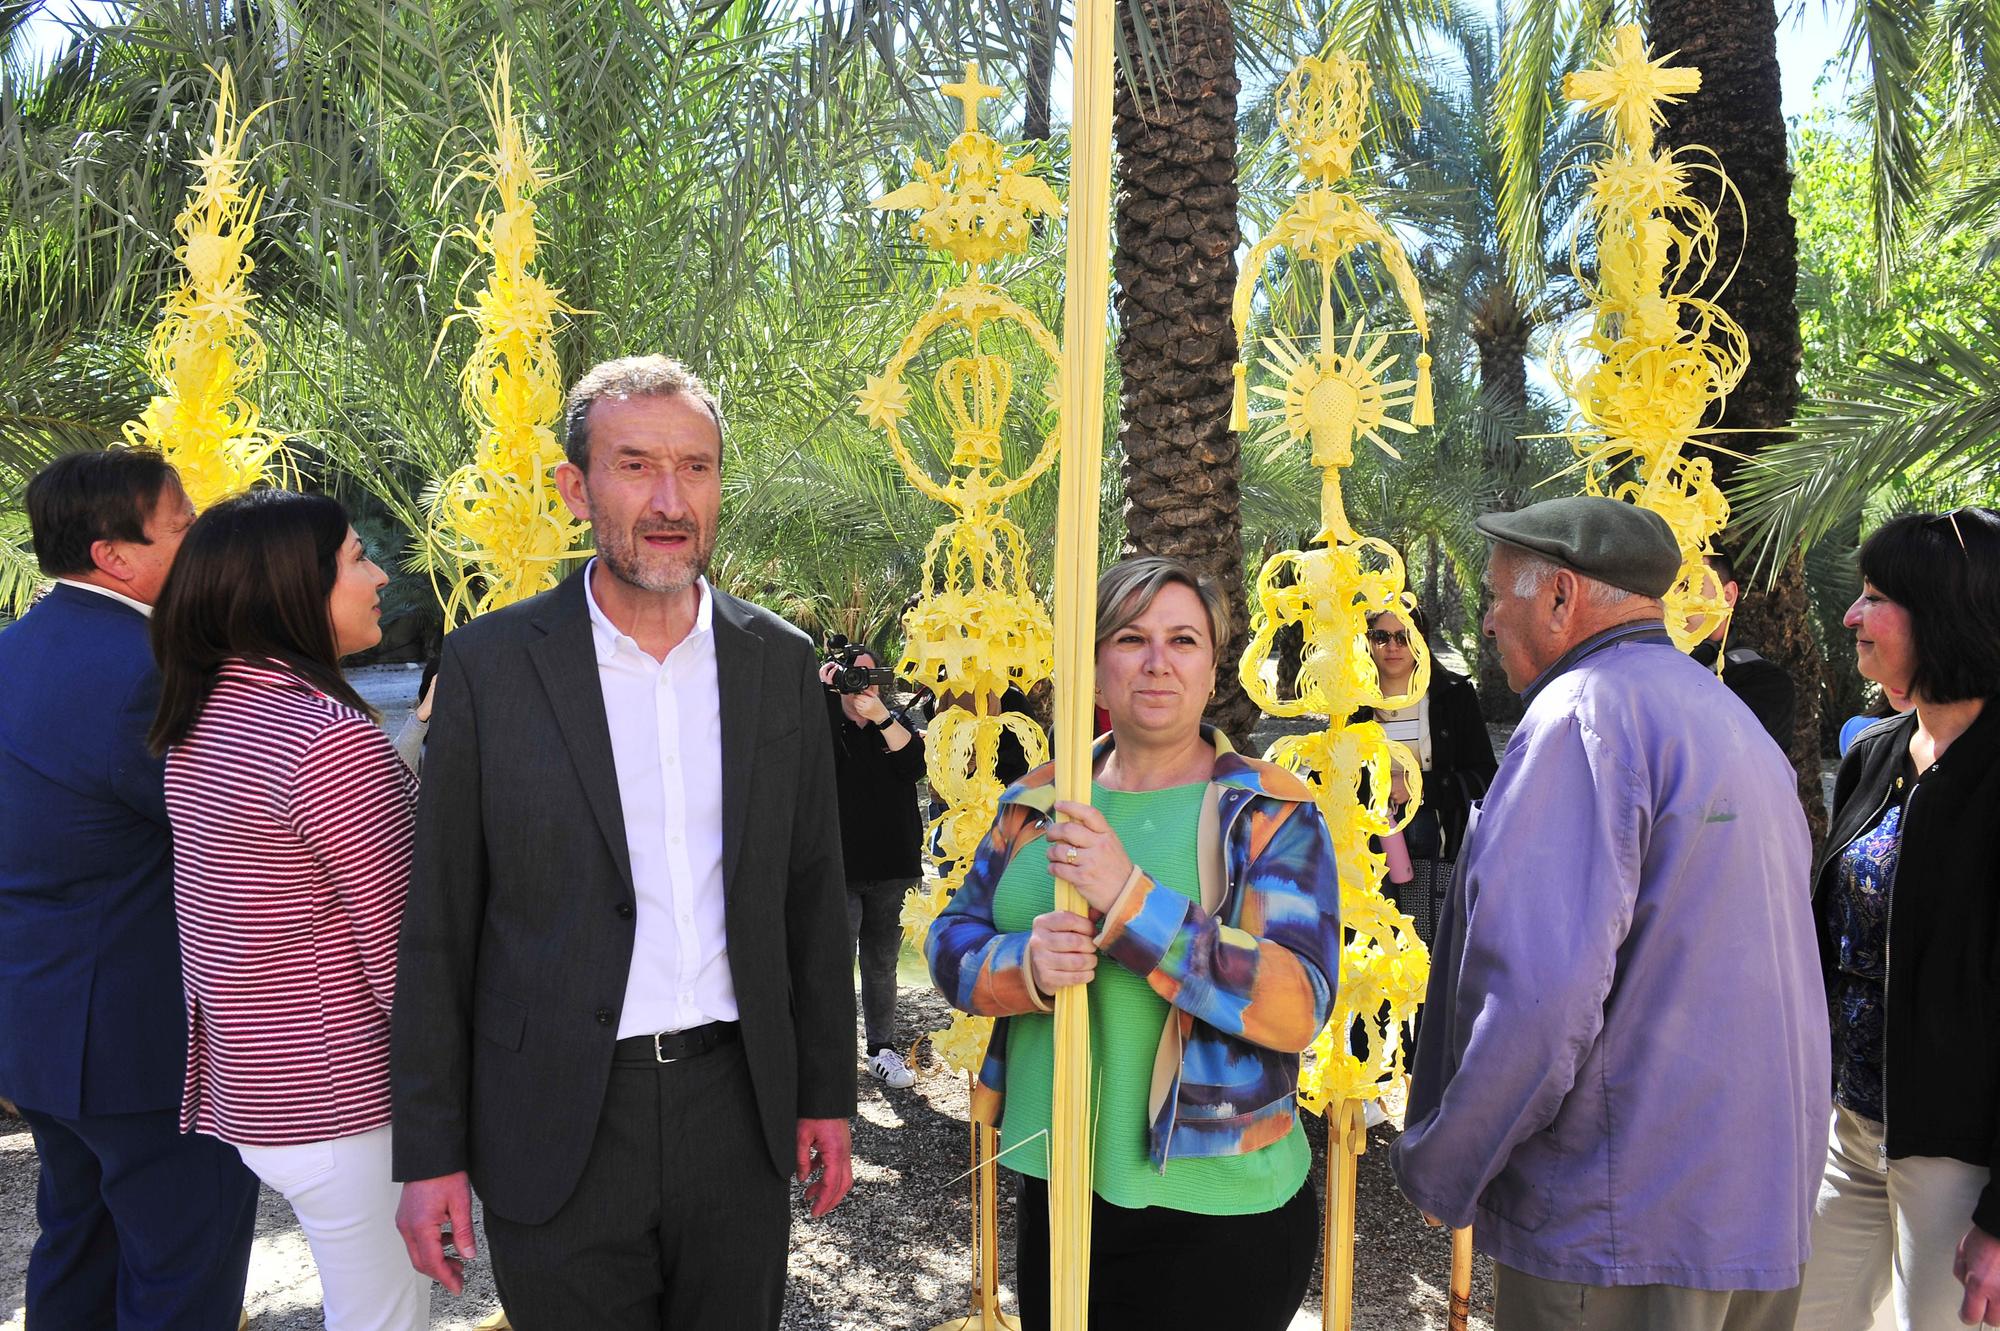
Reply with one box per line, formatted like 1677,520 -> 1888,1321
1367,629 -> 1411,647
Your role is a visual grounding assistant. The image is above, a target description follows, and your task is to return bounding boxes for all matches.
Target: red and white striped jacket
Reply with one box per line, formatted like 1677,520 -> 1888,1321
165,659 -> 416,1146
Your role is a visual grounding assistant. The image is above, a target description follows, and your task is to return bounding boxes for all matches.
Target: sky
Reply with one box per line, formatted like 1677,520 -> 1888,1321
1777,1 -> 1855,122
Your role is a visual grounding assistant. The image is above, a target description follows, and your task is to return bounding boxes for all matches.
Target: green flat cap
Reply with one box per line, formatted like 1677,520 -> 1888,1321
1475,496 -> 1680,598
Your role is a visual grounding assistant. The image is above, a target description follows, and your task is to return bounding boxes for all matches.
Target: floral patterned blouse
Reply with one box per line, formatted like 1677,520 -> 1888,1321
1830,784 -> 1906,1124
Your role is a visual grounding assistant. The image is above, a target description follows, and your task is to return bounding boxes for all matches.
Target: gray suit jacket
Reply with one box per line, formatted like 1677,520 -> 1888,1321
390,570 -> 855,1224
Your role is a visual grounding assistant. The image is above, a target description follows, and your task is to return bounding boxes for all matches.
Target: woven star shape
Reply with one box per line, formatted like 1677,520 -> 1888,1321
1564,25 -> 1701,154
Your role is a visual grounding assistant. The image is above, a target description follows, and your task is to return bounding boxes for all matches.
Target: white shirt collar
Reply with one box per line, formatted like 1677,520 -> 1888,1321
56,577 -> 154,619
581,558 -> 712,665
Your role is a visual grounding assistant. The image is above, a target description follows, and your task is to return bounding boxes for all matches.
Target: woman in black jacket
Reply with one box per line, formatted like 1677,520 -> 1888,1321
1796,508 -> 2000,1331
1351,604 -> 1496,946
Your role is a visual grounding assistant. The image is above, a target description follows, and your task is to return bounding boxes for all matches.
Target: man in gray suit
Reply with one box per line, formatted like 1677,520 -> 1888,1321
391,355 -> 856,1330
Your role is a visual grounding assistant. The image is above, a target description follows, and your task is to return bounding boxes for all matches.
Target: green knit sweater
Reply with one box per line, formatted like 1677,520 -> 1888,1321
991,780 -> 1309,1215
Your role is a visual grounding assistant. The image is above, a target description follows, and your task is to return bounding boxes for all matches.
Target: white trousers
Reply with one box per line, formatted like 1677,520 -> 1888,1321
233,1125 -> 430,1331
1796,1105 -> 1993,1331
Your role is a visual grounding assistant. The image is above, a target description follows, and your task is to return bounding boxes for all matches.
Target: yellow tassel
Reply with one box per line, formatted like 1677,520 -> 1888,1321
1231,362 -> 1249,431
1412,351 -> 1434,427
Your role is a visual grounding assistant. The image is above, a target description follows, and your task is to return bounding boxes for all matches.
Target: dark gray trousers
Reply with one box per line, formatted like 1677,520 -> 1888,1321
1496,1264 -> 1804,1331
846,876 -> 915,1054
482,1040 -> 789,1331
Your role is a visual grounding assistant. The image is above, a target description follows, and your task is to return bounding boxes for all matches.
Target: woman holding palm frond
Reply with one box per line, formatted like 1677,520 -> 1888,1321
929,555 -> 1339,1329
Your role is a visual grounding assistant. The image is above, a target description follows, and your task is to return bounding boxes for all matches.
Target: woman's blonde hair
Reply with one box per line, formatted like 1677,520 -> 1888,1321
1095,555 -> 1231,654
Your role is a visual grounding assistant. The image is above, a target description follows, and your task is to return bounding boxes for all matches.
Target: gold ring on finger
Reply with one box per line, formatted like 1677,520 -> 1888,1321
1066,846 -> 1078,864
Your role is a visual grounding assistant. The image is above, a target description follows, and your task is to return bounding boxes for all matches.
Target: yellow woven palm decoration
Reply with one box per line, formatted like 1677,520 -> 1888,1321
861,64 -> 1065,1331
428,54 -> 589,626
1232,50 -> 1440,1330
1558,26 -> 1745,648
862,64 -> 1062,986
1233,44 -> 1431,1117
123,65 -> 288,508
1230,48 -> 1434,535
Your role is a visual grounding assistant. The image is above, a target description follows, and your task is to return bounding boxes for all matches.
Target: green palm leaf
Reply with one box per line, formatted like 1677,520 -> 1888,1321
1731,306 -> 2000,561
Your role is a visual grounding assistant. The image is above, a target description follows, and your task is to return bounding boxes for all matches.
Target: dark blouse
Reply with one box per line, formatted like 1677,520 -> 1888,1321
1830,785 -> 1905,1123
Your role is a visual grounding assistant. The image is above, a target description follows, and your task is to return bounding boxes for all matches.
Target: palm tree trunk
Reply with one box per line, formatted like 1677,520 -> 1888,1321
1472,290 -> 1532,721
1024,0 -> 1059,142
1651,0 -> 1825,836
1112,0 -> 1255,744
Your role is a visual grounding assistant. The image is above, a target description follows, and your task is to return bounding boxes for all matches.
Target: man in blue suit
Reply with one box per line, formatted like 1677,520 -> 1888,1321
0,450 -> 258,1329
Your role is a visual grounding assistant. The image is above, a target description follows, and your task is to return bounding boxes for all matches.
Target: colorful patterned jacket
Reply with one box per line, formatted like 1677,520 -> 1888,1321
927,728 -> 1340,1168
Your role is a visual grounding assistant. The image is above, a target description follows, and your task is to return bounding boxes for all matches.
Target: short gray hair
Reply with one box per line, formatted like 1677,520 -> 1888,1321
1510,551 -> 1634,607
563,354 -> 723,469
1096,555 -> 1231,653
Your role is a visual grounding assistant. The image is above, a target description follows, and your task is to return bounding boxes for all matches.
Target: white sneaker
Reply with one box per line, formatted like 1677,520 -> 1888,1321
867,1048 -> 916,1089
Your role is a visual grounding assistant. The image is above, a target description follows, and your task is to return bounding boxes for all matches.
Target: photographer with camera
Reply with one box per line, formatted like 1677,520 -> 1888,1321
818,637 -> 926,1090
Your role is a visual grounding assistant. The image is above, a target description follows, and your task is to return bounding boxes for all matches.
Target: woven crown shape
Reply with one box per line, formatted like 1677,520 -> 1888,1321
936,354 -> 1012,467
1278,48 -> 1371,183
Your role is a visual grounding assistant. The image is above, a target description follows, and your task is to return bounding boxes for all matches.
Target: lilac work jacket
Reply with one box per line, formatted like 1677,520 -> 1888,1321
1390,622 -> 1830,1291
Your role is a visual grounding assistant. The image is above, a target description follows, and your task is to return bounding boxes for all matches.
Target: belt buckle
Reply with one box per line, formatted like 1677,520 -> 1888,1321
653,1031 -> 672,1063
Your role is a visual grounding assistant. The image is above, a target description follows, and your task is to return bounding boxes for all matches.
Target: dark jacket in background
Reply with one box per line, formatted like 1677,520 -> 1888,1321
1814,706 -> 2000,1233
0,585 -> 186,1114
826,695 -> 927,882
1693,639 -> 1797,750
1352,662 -> 1498,860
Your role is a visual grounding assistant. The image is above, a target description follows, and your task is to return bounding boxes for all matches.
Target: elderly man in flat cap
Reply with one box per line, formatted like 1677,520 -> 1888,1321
1390,496 -> 1830,1331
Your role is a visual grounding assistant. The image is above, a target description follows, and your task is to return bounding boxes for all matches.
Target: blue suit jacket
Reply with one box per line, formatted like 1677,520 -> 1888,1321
0,583 -> 186,1116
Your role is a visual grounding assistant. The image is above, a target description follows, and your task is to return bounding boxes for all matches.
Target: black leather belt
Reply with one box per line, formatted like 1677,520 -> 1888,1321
613,1020 -> 740,1064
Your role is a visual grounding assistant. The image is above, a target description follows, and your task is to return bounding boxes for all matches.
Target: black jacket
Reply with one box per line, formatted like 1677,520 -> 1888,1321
1814,705 -> 2000,1234
392,573 -> 856,1223
825,697 -> 927,882
1351,664 -> 1498,859
1692,639 -> 1796,750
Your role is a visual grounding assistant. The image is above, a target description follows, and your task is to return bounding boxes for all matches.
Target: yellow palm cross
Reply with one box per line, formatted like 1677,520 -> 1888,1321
1564,25 -> 1701,155
942,61 -> 1004,135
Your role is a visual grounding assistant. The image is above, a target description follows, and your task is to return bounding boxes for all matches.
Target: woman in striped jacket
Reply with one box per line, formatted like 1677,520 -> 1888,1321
150,490 -> 427,1331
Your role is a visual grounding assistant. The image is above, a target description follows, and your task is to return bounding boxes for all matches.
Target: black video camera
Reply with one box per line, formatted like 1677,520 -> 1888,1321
823,634 -> 900,695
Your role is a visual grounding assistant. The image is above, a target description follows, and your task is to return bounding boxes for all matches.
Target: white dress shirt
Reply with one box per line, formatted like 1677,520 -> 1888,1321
56,577 -> 153,618
583,562 -> 737,1038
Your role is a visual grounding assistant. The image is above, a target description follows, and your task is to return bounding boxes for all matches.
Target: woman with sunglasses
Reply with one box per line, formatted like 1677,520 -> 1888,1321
1356,604 -> 1496,946
1796,508 -> 2000,1330
150,491 -> 428,1331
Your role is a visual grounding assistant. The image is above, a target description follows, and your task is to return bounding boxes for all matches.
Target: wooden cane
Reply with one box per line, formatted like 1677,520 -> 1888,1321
1322,1097 -> 1367,1331
1448,1226 -> 1474,1331
932,1081 -> 1021,1331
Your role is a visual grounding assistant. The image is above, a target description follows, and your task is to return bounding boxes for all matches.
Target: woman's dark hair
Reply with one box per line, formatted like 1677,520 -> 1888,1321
1858,507 -> 2000,705
149,490 -> 374,752
25,448 -> 177,576
1367,602 -> 1431,644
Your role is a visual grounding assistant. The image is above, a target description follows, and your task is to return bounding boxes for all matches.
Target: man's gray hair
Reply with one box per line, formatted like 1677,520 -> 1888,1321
1511,551 -> 1635,607
562,355 -> 723,469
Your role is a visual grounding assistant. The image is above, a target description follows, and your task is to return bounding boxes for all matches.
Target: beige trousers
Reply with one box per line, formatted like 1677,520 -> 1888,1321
1796,1105 -> 1994,1331
1494,1264 -> 1801,1331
